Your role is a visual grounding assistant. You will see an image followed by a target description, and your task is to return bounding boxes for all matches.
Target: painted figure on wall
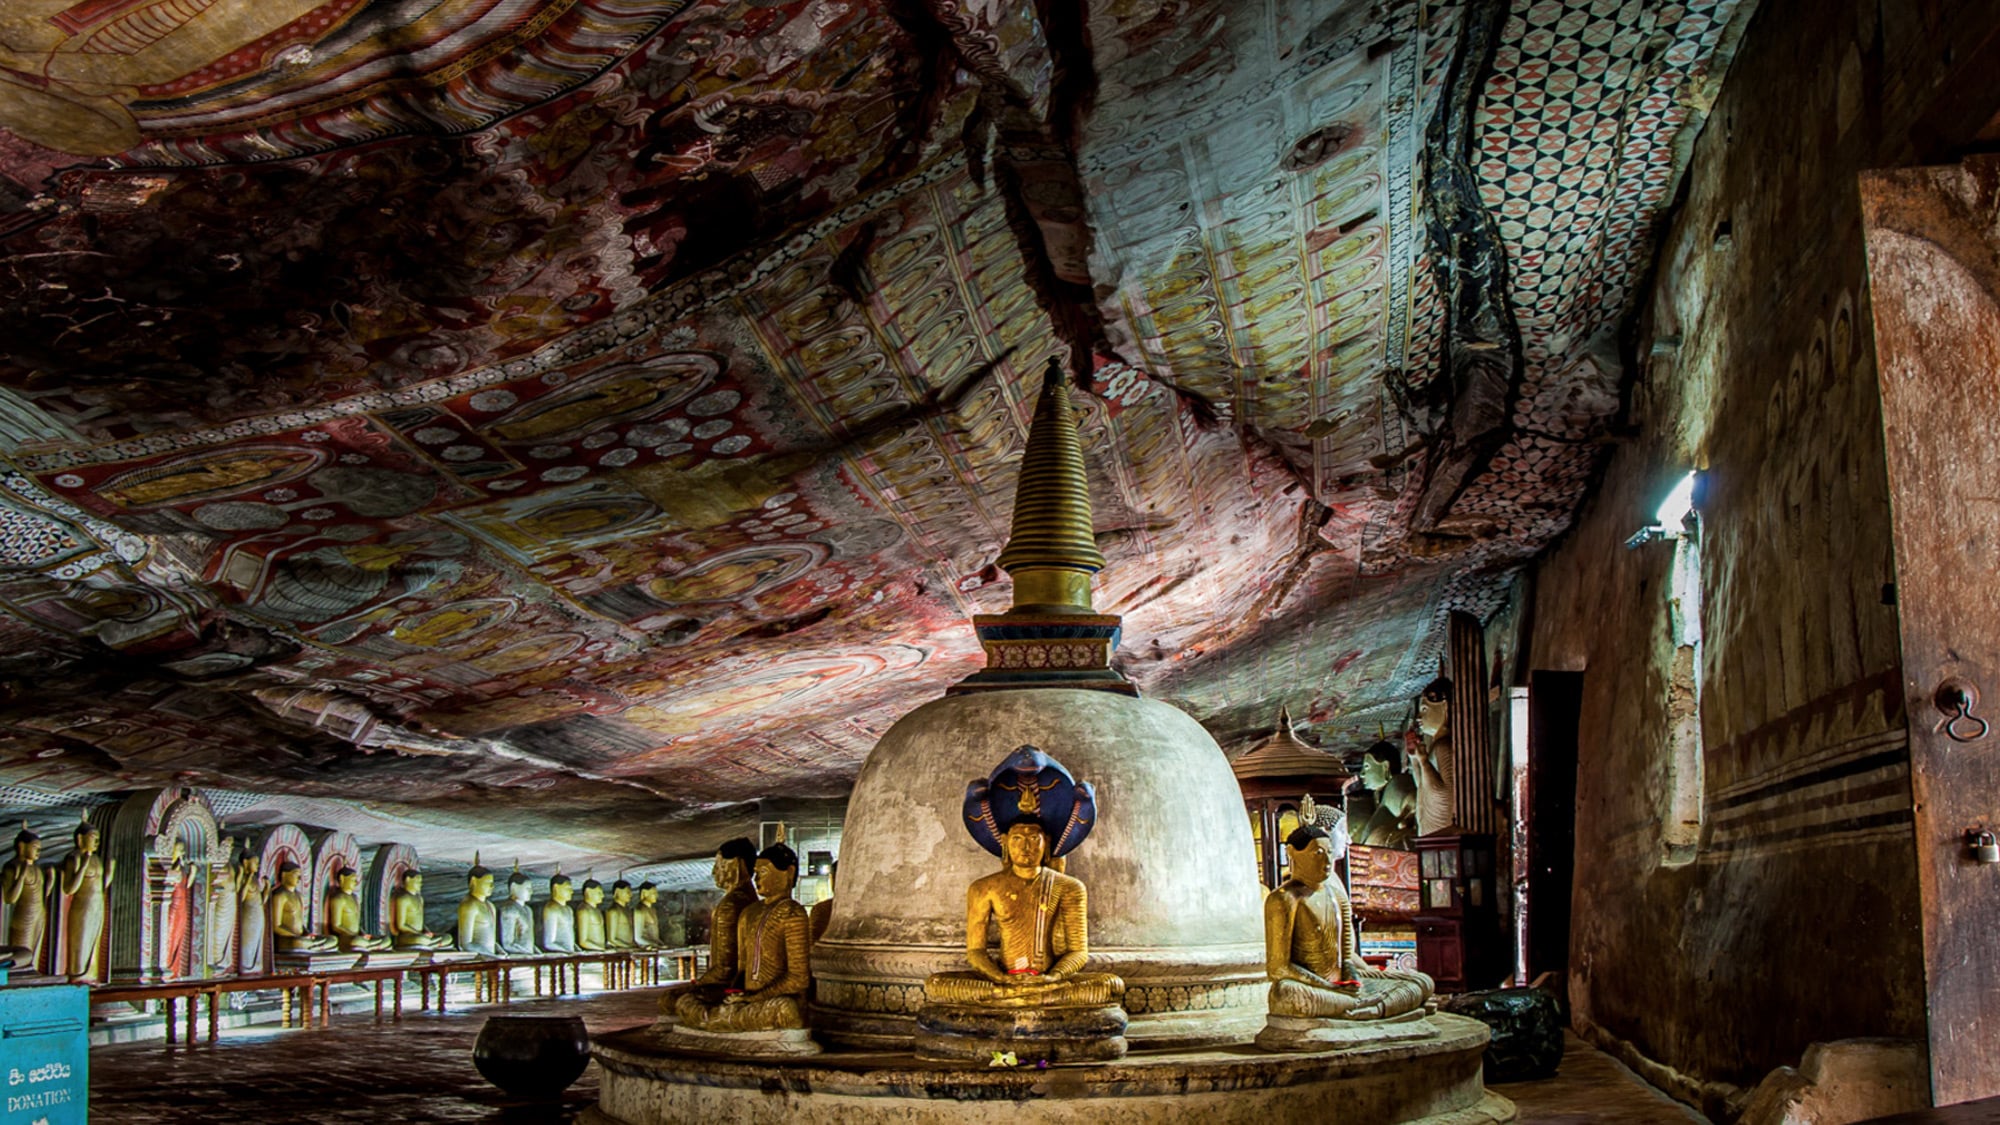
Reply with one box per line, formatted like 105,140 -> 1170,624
1,823 -> 46,970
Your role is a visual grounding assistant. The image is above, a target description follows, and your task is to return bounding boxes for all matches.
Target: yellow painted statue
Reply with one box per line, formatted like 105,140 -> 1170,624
670,842 -> 813,1046
605,880 -> 637,950
1256,816 -> 1437,1051
658,838 -> 758,1019
58,819 -> 115,980
575,878 -> 607,952
388,869 -> 453,952
2,823 -> 46,969
456,857 -> 499,955
633,882 -> 662,948
325,866 -> 392,953
269,861 -> 338,954
916,746 -> 1127,1063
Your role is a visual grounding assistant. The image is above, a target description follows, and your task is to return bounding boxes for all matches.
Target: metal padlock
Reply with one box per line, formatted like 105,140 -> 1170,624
1969,830 -> 2000,864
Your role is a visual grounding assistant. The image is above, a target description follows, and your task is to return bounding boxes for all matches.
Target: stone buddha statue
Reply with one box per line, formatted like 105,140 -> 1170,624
668,843 -> 816,1054
605,880 -> 636,950
538,872 -> 578,953
633,882 -> 662,948
1256,818 -> 1436,1051
455,856 -> 499,955
236,850 -> 268,973
269,861 -> 338,954
387,869 -> 452,952
658,837 -> 758,1018
2,823 -> 47,970
1411,677 -> 1456,837
576,878 -> 607,951
808,861 -> 835,946
497,866 -> 539,955
58,819 -> 115,980
206,839 -> 242,971
917,747 -> 1127,1063
326,866 -> 392,952
1355,739 -> 1418,849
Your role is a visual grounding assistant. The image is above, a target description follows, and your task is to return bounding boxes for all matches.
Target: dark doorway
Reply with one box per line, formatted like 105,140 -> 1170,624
1525,670 -> 1582,991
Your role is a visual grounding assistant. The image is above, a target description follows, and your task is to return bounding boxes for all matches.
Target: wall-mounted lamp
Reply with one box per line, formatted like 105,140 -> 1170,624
1625,471 -> 1699,550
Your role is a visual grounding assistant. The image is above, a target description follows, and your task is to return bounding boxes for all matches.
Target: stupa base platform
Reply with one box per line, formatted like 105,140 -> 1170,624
660,1024 -> 822,1059
915,1000 -> 1128,1063
586,1013 -> 1513,1125
1255,1011 -> 1440,1052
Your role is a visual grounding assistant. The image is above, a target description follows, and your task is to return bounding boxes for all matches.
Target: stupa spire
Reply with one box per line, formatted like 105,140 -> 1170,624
996,357 -> 1105,614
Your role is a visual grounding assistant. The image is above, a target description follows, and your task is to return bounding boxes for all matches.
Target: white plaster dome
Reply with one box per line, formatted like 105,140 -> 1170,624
812,687 -> 1268,1048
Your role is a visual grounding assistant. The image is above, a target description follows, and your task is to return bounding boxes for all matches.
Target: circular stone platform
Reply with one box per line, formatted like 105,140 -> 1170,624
584,1014 -> 1515,1125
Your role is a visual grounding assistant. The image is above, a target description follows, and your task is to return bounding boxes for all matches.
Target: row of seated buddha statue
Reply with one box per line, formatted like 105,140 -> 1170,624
374,857 -> 672,958
653,744 -> 1438,1065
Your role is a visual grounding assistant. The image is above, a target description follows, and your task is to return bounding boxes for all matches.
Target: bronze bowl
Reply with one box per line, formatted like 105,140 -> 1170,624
472,1014 -> 591,1098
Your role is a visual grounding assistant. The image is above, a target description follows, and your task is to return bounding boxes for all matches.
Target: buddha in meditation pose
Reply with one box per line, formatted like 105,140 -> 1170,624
672,843 -> 812,1035
326,866 -> 392,952
60,819 -> 116,980
456,857 -> 499,955
576,879 -> 607,951
2,824 -> 46,968
658,837 -> 758,1017
497,866 -> 539,955
539,872 -> 578,953
633,882 -> 662,948
388,869 -> 453,952
606,880 -> 636,950
269,861 -> 338,954
1259,818 -> 1433,1046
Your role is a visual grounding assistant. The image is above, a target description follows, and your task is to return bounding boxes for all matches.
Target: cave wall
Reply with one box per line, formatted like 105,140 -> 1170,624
1526,0 -> 2000,1107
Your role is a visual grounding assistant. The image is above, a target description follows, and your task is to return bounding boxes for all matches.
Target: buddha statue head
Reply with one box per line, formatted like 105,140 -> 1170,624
1358,739 -> 1404,792
467,856 -> 495,901
549,872 -> 574,906
13,823 -> 39,864
337,865 -> 359,895
753,844 -> 799,900
611,879 -> 633,907
639,882 -> 659,908
1284,821 -> 1344,888
238,846 -> 260,882
1416,676 -> 1452,738
506,868 -> 532,904
73,820 -> 99,857
399,869 -> 424,897
582,878 -> 604,908
712,837 -> 756,893
276,860 -> 302,892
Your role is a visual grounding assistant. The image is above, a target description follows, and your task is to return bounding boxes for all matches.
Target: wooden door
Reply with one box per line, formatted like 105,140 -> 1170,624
1862,156 -> 2000,1106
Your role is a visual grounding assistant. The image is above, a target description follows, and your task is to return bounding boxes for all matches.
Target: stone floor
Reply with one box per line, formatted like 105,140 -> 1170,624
89,991 -> 1712,1124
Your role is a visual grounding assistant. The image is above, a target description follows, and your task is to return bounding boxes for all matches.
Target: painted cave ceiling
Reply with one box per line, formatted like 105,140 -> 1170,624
0,0 -> 1745,867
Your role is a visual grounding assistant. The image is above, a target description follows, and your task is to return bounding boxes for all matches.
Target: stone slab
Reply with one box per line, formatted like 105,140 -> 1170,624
1256,1012 -> 1441,1052
915,1000 -> 1127,1063
660,1025 -> 821,1059
590,1012 -> 1513,1125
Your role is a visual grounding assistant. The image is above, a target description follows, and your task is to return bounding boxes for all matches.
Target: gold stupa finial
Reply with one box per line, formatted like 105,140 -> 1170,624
1278,705 -> 1295,734
995,356 -> 1105,614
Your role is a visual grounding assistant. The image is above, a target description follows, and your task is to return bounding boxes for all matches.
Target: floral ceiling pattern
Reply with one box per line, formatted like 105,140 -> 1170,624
0,0 -> 1746,861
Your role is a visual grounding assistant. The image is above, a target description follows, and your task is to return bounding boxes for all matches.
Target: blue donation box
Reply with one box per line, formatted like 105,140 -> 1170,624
1,984 -> 88,1125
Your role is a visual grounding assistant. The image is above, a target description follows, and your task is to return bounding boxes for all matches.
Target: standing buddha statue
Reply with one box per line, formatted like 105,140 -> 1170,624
207,839 -> 242,972
606,880 -> 637,950
325,866 -> 392,952
387,869 -> 452,952
455,856 -> 499,955
236,851 -> 267,973
658,838 -> 757,1018
2,823 -> 46,970
538,872 -> 578,953
59,818 -> 115,981
1410,676 -> 1456,837
633,882 -> 662,948
497,865 -> 539,955
269,861 -> 338,954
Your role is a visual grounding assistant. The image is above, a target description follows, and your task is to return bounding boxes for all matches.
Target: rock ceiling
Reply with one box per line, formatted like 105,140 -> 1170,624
0,0 -> 1747,865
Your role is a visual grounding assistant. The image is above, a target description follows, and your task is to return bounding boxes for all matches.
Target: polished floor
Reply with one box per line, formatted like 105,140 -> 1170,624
88,986 -> 1710,1123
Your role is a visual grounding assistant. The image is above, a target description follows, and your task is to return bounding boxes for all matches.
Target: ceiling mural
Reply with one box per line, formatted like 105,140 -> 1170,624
0,0 -> 1748,863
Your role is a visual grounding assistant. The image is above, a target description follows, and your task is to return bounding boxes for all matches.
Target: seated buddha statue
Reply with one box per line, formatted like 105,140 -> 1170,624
575,879 -> 607,951
269,861 -> 338,954
658,837 -> 757,1018
917,746 -> 1126,1062
1256,818 -> 1435,1051
325,865 -> 392,952
387,870 -> 453,952
538,873 -> 578,953
633,882 -> 662,948
456,856 -> 499,955
670,843 -> 814,1049
605,880 -> 637,950
497,866 -> 539,955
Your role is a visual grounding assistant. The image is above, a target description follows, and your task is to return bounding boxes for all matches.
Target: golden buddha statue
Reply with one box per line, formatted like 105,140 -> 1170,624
1256,818 -> 1436,1051
605,880 -> 637,950
1411,677 -> 1456,837
206,839 -> 242,971
2,823 -> 47,970
387,869 -> 453,952
58,819 -> 115,980
917,747 -> 1127,1062
658,838 -> 758,1018
236,850 -> 268,973
538,872 -> 578,953
456,856 -> 499,955
576,878 -> 607,951
326,866 -> 393,952
269,861 -> 338,954
633,882 -> 662,948
668,843 -> 817,1054
497,865 -> 539,955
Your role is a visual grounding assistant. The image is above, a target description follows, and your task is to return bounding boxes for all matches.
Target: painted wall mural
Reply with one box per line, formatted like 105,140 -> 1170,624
0,0 -> 1746,858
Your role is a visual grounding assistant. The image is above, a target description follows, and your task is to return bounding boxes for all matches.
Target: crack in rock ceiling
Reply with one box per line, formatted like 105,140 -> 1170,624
0,0 -> 1746,862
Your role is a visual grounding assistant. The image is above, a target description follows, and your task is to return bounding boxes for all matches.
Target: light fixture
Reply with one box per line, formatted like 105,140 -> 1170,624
1625,471 -> 1699,549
